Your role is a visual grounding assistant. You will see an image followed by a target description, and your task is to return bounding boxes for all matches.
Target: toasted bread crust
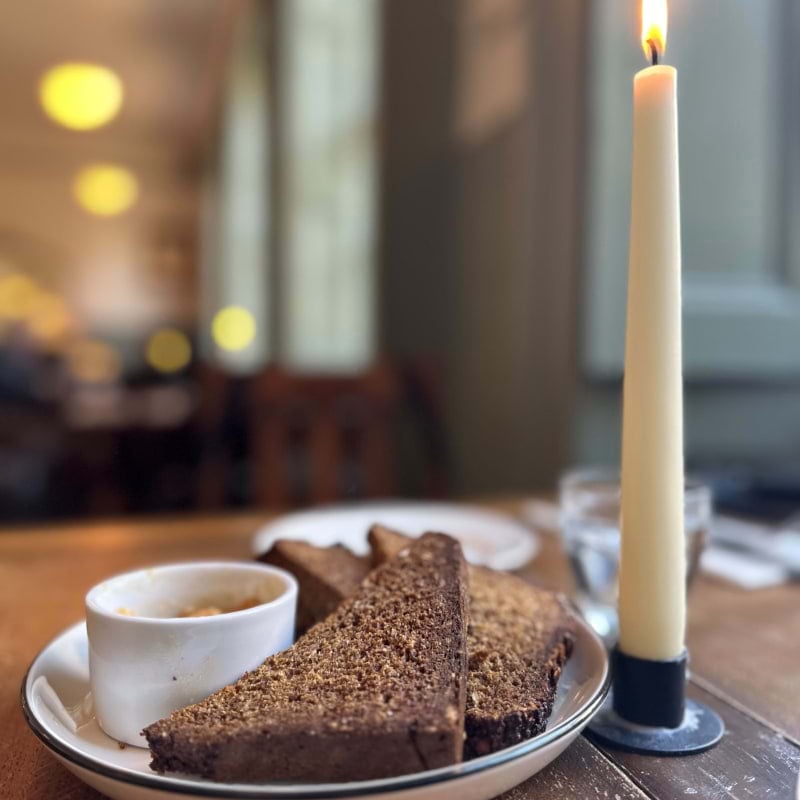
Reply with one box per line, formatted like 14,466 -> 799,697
258,540 -> 369,633
146,533 -> 469,783
368,525 -> 576,758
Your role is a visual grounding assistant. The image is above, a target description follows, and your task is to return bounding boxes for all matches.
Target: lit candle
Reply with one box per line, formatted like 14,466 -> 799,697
618,0 -> 686,662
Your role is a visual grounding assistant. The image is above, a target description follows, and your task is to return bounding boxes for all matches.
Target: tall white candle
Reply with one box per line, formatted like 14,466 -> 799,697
618,5 -> 686,662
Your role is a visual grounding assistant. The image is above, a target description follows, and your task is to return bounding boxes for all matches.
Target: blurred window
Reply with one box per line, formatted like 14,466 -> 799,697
202,3 -> 271,375
584,0 -> 800,379
278,0 -> 379,372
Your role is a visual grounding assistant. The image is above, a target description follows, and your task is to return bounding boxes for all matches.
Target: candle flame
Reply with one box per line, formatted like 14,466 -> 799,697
641,0 -> 668,62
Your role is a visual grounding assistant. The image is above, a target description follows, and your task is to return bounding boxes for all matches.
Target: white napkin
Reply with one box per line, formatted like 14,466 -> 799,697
702,516 -> 792,590
32,676 -> 78,732
32,676 -> 94,731
768,528 -> 800,572
700,546 -> 789,590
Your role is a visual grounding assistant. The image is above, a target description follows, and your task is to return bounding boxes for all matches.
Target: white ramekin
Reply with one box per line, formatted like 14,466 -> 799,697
85,561 -> 297,746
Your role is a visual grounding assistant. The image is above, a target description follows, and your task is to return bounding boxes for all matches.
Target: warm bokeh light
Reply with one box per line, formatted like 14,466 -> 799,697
0,273 -> 40,320
146,328 -> 192,373
39,63 -> 123,131
67,339 -> 122,384
25,293 -> 73,344
212,306 -> 256,352
641,0 -> 668,61
73,164 -> 139,216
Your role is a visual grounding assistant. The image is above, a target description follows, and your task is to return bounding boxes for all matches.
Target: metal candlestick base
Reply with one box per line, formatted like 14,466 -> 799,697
586,694 -> 725,755
586,647 -> 725,755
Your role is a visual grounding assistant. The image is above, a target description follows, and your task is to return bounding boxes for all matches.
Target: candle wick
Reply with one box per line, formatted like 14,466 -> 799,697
647,39 -> 660,67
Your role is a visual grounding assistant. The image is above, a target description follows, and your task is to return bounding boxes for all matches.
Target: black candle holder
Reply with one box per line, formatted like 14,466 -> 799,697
586,647 -> 725,755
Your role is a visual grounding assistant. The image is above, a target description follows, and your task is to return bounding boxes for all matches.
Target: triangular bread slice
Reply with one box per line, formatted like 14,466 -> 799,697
258,540 -> 370,633
369,525 -> 575,758
145,533 -> 469,783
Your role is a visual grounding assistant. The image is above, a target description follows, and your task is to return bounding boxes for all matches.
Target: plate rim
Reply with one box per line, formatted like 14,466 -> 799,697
21,617 -> 609,799
249,501 -> 540,570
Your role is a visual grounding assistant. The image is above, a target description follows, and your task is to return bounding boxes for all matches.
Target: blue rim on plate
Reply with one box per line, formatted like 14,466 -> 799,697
21,620 -> 609,799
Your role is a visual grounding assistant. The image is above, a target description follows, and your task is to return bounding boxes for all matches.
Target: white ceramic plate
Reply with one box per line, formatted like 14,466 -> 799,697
251,502 -> 539,571
22,618 -> 608,800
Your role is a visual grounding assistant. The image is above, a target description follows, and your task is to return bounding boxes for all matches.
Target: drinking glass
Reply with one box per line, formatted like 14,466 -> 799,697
558,466 -> 712,644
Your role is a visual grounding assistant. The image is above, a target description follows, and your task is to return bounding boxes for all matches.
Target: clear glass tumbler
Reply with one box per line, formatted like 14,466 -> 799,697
558,466 -> 712,644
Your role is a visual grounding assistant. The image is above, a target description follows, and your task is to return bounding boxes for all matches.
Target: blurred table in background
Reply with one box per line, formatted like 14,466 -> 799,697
1,499 -> 799,799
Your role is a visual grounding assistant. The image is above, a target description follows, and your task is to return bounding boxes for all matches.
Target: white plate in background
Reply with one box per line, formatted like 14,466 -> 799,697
22,617 -> 608,800
250,502 -> 539,571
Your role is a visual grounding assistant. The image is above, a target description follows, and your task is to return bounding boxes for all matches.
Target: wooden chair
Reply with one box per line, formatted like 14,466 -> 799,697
250,363 -> 399,508
194,364 -> 237,509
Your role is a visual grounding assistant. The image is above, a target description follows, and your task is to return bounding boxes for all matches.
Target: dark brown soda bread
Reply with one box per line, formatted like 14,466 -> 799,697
258,540 -> 369,633
369,525 -> 576,759
145,533 -> 470,783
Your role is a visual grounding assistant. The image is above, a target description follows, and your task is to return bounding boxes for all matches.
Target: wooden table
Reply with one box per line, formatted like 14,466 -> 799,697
2,501 -> 799,799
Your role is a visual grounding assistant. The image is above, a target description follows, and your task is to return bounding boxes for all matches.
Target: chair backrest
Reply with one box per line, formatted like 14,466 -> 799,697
194,364 -> 237,509
250,363 -> 399,508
